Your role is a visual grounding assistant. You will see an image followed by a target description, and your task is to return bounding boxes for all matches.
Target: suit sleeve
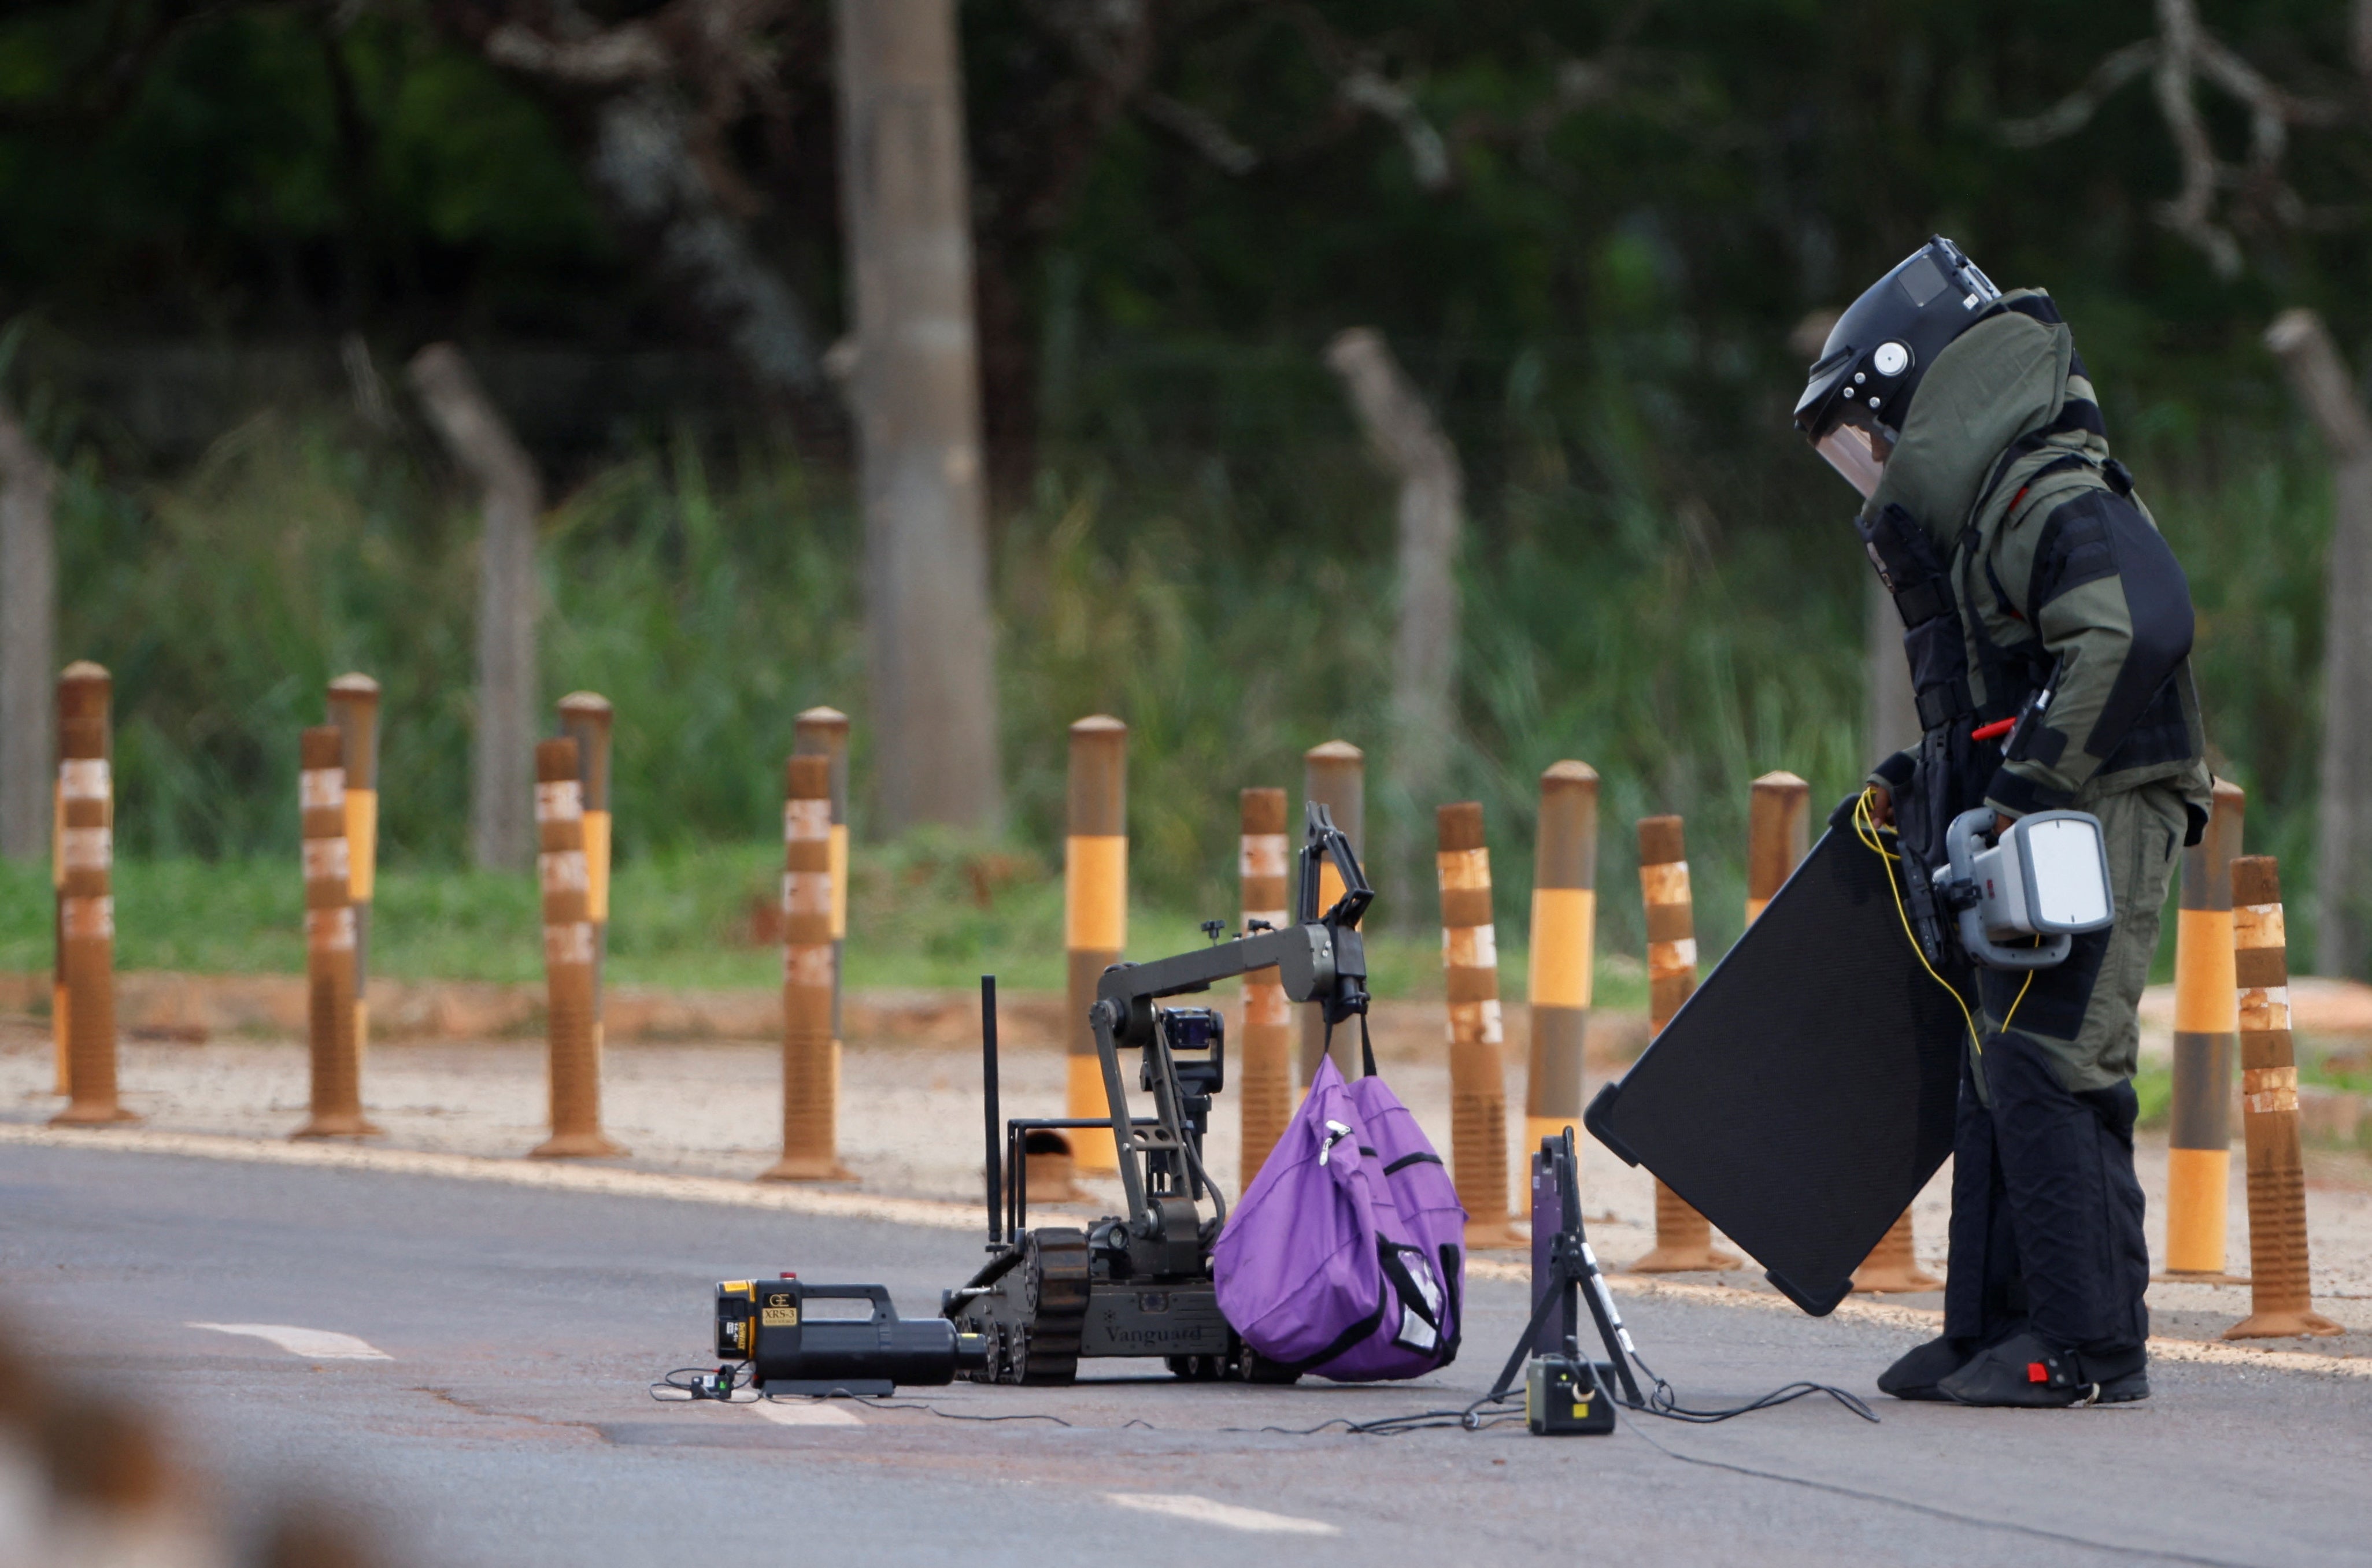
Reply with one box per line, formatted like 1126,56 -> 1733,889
1981,487 -> 2195,816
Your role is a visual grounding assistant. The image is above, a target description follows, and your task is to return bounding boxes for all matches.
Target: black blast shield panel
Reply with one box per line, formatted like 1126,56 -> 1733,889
1584,826 -> 1963,1317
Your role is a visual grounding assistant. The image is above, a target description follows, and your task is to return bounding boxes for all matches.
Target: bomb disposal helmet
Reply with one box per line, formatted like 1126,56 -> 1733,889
1793,236 -> 2001,498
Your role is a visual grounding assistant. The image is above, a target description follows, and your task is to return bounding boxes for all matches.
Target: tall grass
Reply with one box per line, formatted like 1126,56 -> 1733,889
25,370 -> 2349,981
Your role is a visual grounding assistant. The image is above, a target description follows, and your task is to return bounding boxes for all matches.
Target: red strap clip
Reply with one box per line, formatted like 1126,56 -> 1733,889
1971,718 -> 2016,743
2026,1361 -> 2051,1384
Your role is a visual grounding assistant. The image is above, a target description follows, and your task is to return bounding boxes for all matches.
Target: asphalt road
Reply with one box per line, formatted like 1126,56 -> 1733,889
2,1144 -> 2366,1567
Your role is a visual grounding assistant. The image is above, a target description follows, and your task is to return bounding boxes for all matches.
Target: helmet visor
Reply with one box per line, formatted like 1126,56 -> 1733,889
1815,424 -> 1888,500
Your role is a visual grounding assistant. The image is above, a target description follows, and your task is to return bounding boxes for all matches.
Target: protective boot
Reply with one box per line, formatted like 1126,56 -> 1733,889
1875,1335 -> 1977,1402
1938,1331 -> 2148,1408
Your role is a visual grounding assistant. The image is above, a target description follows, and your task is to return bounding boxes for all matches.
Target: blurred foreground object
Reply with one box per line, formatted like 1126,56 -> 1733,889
409,343 -> 542,873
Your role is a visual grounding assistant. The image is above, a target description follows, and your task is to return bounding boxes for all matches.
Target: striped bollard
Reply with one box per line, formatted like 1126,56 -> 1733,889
530,737 -> 624,1158
1063,717 -> 1127,1178
1526,763 -> 1598,1153
1440,803 -> 1523,1247
558,693 -> 615,1059
1298,740 -> 1366,1081
1628,814 -> 1735,1272
763,755 -> 854,1181
2165,780 -> 2245,1278
2223,857 -> 2341,1339
327,674 -> 380,1063
794,706 -> 852,1040
1238,786 -> 1294,1188
293,726 -> 377,1138
51,662 -> 133,1126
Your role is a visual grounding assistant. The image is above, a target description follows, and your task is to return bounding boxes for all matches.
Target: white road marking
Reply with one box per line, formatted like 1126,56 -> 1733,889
187,1323 -> 391,1361
752,1399 -> 863,1427
1102,1494 -> 1339,1536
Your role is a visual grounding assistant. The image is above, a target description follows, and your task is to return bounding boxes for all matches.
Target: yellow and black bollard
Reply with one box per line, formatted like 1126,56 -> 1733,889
2165,780 -> 2245,1278
1063,716 -> 1127,1178
1525,762 -> 1597,1155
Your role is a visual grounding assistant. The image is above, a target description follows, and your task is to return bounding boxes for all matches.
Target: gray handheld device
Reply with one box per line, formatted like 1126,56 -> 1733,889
1936,807 -> 2115,970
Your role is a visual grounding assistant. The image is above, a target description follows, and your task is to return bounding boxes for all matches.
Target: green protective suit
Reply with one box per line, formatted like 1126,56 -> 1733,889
1865,289 -> 2212,1099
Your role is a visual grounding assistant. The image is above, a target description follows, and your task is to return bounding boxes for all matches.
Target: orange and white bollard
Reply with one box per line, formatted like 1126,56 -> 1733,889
794,706 -> 852,1039
1440,802 -> 1523,1248
1064,716 -> 1127,1176
1298,739 -> 1366,1083
1238,785 -> 1294,1188
327,674 -> 381,1062
2165,780 -> 2245,1278
1628,814 -> 1734,1272
51,662 -> 132,1126
2223,857 -> 2341,1338
293,726 -> 377,1138
530,737 -> 624,1158
1525,762 -> 1597,1154
557,692 -> 615,1059
763,754 -> 854,1181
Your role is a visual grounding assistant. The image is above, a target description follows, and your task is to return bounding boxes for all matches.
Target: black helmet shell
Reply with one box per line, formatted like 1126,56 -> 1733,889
1793,236 -> 2001,445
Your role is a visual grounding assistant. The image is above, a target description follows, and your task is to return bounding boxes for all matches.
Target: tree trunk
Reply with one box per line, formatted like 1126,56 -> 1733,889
1326,328 -> 1462,918
2266,307 -> 2372,978
0,401 -> 56,863
409,343 -> 542,871
834,0 -> 1001,833
1866,576 -> 1920,762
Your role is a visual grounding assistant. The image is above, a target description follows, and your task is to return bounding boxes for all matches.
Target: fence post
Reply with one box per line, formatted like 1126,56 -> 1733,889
2223,857 -> 2341,1338
1440,802 -> 1523,1247
794,706 -> 852,1040
1526,762 -> 1597,1154
2166,780 -> 2245,1278
1298,739 -> 1366,1081
530,737 -> 623,1158
327,674 -> 380,1065
764,755 -> 854,1181
293,726 -> 376,1138
1064,716 -> 1126,1178
51,662 -> 132,1125
557,692 -> 614,1061
1238,785 -> 1294,1189
1628,814 -> 1734,1272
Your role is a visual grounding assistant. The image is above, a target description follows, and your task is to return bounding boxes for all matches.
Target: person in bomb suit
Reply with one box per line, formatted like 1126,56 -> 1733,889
1796,238 -> 2212,1407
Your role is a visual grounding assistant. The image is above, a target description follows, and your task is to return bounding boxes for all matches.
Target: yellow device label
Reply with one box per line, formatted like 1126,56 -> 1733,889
761,1307 -> 799,1326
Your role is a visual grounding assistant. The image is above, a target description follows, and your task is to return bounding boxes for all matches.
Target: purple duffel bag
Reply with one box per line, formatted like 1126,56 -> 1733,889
1213,1050 -> 1463,1381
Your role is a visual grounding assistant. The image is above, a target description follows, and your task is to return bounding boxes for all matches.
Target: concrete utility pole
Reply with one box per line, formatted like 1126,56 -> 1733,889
409,344 -> 542,871
0,399 -> 55,863
833,0 -> 1001,833
2267,308 -> 2372,979
1326,327 -> 1462,915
